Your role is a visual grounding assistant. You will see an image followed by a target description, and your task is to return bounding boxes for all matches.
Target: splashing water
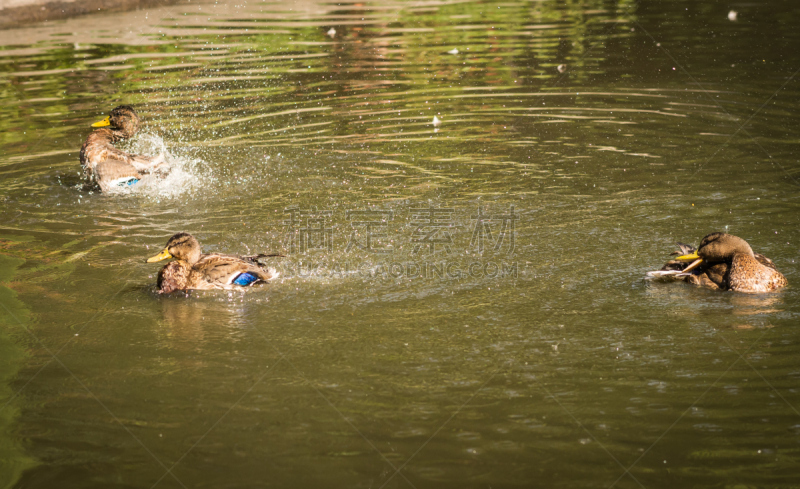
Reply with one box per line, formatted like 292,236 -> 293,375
113,132 -> 211,199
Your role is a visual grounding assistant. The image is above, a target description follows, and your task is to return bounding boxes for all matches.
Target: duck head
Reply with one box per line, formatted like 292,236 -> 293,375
696,233 -> 754,261
676,232 -> 754,272
91,105 -> 141,139
147,233 -> 202,265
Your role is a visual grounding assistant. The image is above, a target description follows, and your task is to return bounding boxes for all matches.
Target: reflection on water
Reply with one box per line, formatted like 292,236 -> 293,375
1,0 -> 800,487
0,253 -> 38,488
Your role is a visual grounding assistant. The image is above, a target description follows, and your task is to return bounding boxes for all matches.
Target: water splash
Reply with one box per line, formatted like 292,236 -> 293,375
113,133 -> 210,199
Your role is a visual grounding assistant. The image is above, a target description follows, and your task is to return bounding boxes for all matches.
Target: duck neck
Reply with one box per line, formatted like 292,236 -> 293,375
184,248 -> 202,266
107,127 -> 131,143
87,127 -> 127,145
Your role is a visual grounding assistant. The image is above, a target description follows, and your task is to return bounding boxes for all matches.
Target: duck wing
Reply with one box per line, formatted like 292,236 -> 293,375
130,153 -> 169,174
241,253 -> 286,265
659,242 -> 699,271
94,159 -> 143,191
670,242 -> 696,256
647,242 -> 710,281
194,254 -> 277,286
753,252 -> 780,271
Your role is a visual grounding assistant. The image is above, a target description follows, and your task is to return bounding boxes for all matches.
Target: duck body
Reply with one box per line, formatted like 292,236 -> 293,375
80,105 -> 168,192
647,232 -> 787,293
147,233 -> 279,294
728,250 -> 787,293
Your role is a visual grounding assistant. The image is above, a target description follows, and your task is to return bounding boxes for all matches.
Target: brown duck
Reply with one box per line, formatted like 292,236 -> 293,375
80,105 -> 168,192
647,232 -> 787,293
146,233 -> 280,294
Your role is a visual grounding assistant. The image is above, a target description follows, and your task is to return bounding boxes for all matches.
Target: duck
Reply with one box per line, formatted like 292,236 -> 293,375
646,232 -> 787,293
80,105 -> 168,192
146,233 -> 280,294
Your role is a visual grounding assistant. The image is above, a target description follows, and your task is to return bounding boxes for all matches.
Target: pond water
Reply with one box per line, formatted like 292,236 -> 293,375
1,0 -> 799,487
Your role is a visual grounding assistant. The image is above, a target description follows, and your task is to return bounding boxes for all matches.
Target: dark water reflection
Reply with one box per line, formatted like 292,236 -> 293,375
1,0 -> 800,487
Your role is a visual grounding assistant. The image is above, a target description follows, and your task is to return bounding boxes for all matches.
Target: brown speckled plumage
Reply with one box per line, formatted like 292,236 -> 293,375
148,233 -> 280,294
80,105 -> 167,192
727,247 -> 788,293
651,232 -> 787,293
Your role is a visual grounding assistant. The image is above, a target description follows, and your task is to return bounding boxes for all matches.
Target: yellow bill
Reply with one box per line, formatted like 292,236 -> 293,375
682,258 -> 704,273
146,248 -> 173,263
91,116 -> 111,127
674,251 -> 703,272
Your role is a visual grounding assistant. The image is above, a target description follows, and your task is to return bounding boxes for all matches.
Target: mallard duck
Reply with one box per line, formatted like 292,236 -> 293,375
146,233 -> 280,294
647,232 -> 787,293
80,105 -> 168,192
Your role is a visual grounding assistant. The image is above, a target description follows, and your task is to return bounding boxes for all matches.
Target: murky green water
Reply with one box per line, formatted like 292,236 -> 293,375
1,0 -> 799,487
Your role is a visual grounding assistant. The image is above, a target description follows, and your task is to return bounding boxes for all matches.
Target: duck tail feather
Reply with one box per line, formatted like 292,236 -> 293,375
255,253 -> 287,258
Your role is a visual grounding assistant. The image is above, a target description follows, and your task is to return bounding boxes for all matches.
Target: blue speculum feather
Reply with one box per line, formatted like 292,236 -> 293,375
232,272 -> 259,286
115,177 -> 139,186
